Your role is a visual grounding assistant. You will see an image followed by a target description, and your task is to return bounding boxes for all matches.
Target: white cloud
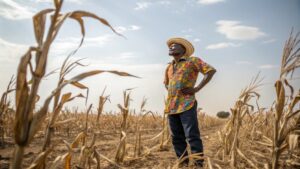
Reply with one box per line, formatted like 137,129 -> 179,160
130,25 -> 141,31
0,38 -> 28,63
118,52 -> 137,59
35,0 -> 83,4
85,61 -> 165,74
262,38 -> 276,44
0,33 -> 125,64
159,1 -> 171,5
184,35 -> 192,38
216,20 -> 265,40
235,61 -> 252,65
50,34 -> 114,55
49,24 -> 141,55
50,38 -> 82,55
198,0 -> 225,5
194,38 -> 201,42
206,42 -> 241,49
0,34 -> 114,60
259,64 -> 278,69
134,2 -> 151,10
134,1 -> 170,11
0,0 -> 35,20
84,35 -> 115,47
181,28 -> 193,33
115,25 -> 141,33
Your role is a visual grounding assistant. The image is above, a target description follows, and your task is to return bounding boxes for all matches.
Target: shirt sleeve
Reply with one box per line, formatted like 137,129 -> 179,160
164,64 -> 171,85
191,57 -> 215,74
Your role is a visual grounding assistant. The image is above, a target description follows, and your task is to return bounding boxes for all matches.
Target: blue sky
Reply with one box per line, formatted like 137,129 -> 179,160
0,0 -> 299,114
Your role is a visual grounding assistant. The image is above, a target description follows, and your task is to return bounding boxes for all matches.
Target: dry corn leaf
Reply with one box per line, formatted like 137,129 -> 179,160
275,80 -> 285,119
93,149 -> 101,169
69,10 -> 123,37
70,81 -> 87,89
61,92 -> 72,103
64,132 -> 86,169
284,79 -> 294,98
288,134 -> 299,151
51,118 -> 76,127
107,70 -> 140,78
49,13 -> 72,44
115,131 -> 127,162
71,132 -> 86,148
48,92 -> 71,127
27,148 -> 52,169
28,69 -> 137,142
15,48 -> 35,145
290,91 -> 300,109
16,48 -> 34,108
67,10 -> 125,59
49,153 -> 69,169
237,148 -> 259,169
207,157 -> 213,169
35,95 -> 40,103
33,9 -> 55,46
96,150 -> 123,168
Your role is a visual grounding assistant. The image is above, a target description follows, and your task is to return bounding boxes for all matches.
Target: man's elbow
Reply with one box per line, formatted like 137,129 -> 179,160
208,69 -> 216,77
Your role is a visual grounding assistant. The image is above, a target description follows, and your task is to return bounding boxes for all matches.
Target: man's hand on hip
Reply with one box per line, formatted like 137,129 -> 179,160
180,87 -> 199,95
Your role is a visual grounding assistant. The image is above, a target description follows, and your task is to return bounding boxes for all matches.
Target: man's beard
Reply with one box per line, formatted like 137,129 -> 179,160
169,51 -> 181,56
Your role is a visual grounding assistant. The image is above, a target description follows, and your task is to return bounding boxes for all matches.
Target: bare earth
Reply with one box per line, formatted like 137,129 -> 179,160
0,124 -> 223,169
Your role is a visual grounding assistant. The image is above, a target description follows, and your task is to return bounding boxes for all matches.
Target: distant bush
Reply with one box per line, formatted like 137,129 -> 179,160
216,111 -> 230,118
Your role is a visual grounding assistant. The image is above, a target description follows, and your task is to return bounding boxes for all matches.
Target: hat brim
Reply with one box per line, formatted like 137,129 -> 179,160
167,37 -> 194,57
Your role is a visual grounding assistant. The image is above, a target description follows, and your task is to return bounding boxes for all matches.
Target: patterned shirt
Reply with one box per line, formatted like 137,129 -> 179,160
164,56 -> 215,114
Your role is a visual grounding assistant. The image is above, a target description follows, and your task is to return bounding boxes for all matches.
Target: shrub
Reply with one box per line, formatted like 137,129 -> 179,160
216,111 -> 230,118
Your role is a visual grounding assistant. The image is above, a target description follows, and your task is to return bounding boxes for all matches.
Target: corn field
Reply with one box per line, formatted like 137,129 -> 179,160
0,1 -> 299,169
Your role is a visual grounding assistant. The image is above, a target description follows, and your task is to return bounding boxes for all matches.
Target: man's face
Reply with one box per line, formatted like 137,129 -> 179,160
169,43 -> 186,57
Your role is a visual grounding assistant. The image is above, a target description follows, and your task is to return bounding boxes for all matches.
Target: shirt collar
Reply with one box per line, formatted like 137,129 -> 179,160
171,56 -> 189,64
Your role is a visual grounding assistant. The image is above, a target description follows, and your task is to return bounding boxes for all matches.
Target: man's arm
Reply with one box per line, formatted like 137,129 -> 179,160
181,69 -> 216,95
195,69 -> 216,92
164,64 -> 171,91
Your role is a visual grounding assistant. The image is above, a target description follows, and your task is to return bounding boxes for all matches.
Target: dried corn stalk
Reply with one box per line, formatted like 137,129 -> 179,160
97,87 -> 110,122
115,89 -> 132,163
11,0 -> 138,168
272,31 -> 300,169
0,76 -> 15,146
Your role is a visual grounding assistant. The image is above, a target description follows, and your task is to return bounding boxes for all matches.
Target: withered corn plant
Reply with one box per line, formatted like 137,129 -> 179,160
115,89 -> 132,163
133,97 -> 147,157
11,0 -> 138,168
159,112 -> 170,150
159,97 -> 170,150
271,31 -> 300,169
0,76 -> 15,147
83,104 -> 93,145
229,74 -> 263,168
53,56 -> 88,110
62,125 -> 121,169
132,98 -> 157,157
42,92 -> 84,150
42,56 -> 88,153
97,87 -> 110,123
217,73 -> 263,168
213,31 -> 300,169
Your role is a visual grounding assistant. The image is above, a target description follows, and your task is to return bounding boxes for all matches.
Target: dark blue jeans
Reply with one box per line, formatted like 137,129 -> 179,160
168,101 -> 204,164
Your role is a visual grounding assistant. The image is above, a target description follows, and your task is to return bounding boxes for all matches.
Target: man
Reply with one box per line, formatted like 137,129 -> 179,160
164,37 -> 216,167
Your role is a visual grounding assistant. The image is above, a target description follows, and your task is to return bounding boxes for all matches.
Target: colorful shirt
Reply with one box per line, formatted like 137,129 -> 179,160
164,56 -> 215,114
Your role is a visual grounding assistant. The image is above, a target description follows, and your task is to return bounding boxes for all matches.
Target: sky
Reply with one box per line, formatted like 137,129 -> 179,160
0,0 -> 300,115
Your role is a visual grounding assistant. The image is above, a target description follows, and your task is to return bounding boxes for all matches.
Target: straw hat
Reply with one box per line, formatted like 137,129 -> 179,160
167,37 -> 194,57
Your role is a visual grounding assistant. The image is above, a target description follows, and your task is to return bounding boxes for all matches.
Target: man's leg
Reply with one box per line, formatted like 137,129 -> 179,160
168,113 -> 188,160
180,102 -> 204,166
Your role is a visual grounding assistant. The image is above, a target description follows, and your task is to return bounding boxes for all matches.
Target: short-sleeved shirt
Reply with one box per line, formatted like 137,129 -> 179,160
164,56 -> 215,114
